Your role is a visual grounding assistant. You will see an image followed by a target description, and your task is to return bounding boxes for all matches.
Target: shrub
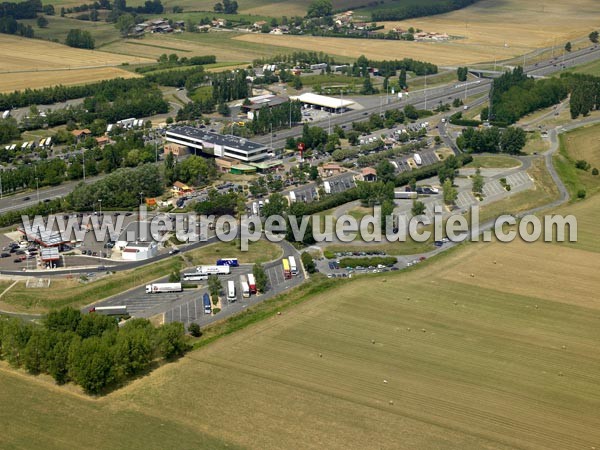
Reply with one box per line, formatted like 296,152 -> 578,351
212,308 -> 221,314
592,168 -> 598,176
577,189 -> 587,199
188,323 -> 202,337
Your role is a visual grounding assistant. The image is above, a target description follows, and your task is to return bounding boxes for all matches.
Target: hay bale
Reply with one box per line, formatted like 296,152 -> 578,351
319,353 -> 322,358
470,273 -> 475,278
421,328 -> 426,333
561,345 -> 566,350
371,339 -> 376,344
407,327 -> 411,331
277,311 -> 282,315
389,400 -> 394,405
383,380 -> 388,384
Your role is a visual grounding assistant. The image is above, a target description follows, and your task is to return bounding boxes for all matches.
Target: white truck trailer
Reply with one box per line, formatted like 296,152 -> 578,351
145,282 -> 182,294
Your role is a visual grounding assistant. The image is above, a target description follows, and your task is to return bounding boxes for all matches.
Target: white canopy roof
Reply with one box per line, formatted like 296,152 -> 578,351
291,93 -> 354,109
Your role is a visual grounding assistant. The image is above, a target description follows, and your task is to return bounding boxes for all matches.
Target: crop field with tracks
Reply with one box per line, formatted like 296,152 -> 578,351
2,196 -> 600,449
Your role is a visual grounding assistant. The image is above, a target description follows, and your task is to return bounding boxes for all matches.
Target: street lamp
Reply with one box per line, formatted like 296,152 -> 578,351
98,199 -> 102,216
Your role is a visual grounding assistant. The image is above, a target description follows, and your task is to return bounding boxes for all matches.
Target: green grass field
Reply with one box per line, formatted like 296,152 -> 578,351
555,124 -> 600,200
466,155 -> 521,169
186,239 -> 282,266
21,16 -> 121,48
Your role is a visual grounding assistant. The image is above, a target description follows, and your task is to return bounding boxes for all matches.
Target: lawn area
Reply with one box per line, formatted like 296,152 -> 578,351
522,130 -> 551,155
187,239 -> 282,266
0,257 -> 184,313
562,58 -> 600,76
466,155 -> 521,169
21,16 -> 120,48
300,73 -> 359,87
555,123 -> 600,200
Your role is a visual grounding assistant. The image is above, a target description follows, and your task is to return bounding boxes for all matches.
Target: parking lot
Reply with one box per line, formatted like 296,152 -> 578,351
164,258 -> 304,327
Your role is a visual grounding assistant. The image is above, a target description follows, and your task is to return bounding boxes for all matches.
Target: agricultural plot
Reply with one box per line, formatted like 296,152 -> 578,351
0,67 -> 140,93
236,0 -> 600,66
2,196 -> 600,448
0,34 -> 150,91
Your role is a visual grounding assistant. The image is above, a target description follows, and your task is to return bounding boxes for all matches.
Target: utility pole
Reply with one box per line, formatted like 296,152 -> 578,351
82,151 -> 86,181
98,199 -> 102,216
270,123 -> 273,150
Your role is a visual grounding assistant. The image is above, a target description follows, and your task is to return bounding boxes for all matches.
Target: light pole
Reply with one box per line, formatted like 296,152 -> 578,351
98,199 -> 102,216
82,150 -> 86,181
424,74 -> 428,110
36,177 -> 39,203
270,123 -> 273,151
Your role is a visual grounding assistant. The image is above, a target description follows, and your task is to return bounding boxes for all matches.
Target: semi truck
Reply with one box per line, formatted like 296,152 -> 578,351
324,181 -> 331,194
196,265 -> 230,275
145,282 -> 182,294
289,191 -> 296,203
227,280 -> 236,301
2,110 -> 9,119
89,305 -> 127,315
247,273 -> 257,294
288,255 -> 298,276
394,190 -> 418,200
240,275 -> 250,298
413,153 -> 422,166
216,258 -> 239,267
203,292 -> 212,314
282,258 -> 292,279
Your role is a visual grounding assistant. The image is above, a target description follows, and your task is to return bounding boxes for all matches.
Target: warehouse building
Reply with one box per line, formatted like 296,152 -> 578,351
166,127 -> 269,163
290,93 -> 354,113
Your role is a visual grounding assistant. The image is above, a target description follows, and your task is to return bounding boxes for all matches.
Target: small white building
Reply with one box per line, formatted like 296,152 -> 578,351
121,242 -> 158,261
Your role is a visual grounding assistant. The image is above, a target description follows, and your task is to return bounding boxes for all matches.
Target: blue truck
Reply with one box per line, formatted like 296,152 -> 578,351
216,258 -> 239,267
203,293 -> 212,315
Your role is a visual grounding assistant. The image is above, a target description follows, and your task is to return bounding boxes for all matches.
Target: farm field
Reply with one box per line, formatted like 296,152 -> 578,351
20,16 -> 120,47
0,67 -> 140,93
236,0 -> 600,66
102,32 -> 290,62
3,196 -> 600,448
0,34 -> 150,91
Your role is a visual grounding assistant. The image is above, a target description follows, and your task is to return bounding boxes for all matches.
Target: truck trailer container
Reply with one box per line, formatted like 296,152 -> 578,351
394,190 -> 418,200
288,255 -> 298,275
227,280 -> 236,301
145,282 -> 182,294
413,153 -> 422,166
216,258 -> 239,267
240,275 -> 250,298
247,273 -> 257,294
282,258 -> 292,279
203,293 -> 212,314
196,265 -> 230,275
89,305 -> 127,315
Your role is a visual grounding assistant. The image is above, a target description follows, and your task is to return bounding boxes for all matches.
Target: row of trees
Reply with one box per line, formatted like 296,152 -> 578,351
214,0 -> 237,14
65,28 -> 95,49
0,16 -> 34,37
489,67 -> 568,124
67,163 -> 163,210
246,101 -> 303,135
370,0 -> 480,21
457,126 -> 527,154
0,308 -> 189,394
562,73 -> 600,119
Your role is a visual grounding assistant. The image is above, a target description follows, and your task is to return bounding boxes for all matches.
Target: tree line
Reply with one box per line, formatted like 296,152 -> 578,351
457,126 -> 527,154
561,73 -> 600,119
370,0 -> 480,21
489,67 -> 567,124
0,308 -> 189,395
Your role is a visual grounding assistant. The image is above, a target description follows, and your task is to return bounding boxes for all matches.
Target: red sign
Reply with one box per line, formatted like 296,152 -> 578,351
297,142 -> 306,151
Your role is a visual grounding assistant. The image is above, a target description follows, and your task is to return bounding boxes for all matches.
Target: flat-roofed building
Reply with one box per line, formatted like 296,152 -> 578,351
166,126 -> 269,163
291,92 -> 354,113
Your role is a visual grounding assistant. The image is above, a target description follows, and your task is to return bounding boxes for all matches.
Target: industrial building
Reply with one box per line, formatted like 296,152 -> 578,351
290,93 -> 354,113
240,94 -> 289,120
166,127 -> 269,163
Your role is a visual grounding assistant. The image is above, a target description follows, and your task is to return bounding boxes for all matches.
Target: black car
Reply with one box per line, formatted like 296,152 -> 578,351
23,196 -> 31,201
13,258 -> 21,263
0,253 -> 9,258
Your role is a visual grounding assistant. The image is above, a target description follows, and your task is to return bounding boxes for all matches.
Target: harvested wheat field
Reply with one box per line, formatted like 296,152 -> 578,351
237,0 -> 600,65
0,67 -> 140,92
0,34 -> 151,91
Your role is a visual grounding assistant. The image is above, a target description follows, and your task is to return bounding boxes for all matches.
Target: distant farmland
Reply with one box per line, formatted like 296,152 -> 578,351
0,34 -> 150,91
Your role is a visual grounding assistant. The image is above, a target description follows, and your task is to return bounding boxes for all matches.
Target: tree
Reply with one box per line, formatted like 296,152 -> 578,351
360,75 -> 376,95
188,323 -> 202,337
156,322 -> 189,359
293,75 -> 303,90
262,192 -> 287,217
217,102 -> 231,116
565,41 -> 572,52
590,31 -> 599,44
300,252 -> 316,273
306,0 -> 332,18
376,160 -> 396,183
213,2 -> 223,12
253,263 -> 268,293
116,14 -> 135,37
37,16 -> 48,28
472,168 -> 484,195
65,29 -> 95,49
398,69 -> 407,89
443,179 -> 457,205
499,127 -> 526,154
68,336 -> 115,394
457,66 -> 468,82
207,275 -> 221,300
411,200 -> 426,216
